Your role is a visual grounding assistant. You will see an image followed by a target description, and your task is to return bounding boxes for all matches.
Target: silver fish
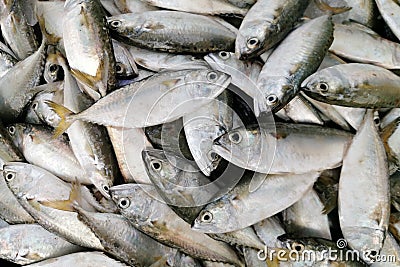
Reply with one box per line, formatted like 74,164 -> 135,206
375,0 -> 400,41
113,40 -> 138,78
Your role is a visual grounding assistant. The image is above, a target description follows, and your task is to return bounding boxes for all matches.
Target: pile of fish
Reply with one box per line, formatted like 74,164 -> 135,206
2,0 -> 400,266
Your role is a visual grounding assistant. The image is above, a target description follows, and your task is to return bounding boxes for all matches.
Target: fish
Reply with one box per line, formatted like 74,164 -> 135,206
110,183 -> 244,266
0,41 -> 17,78
7,123 -> 89,185
301,63 -> 400,108
3,162 -> 104,250
235,0 -> 310,59
212,123 -> 352,174
192,171 -> 320,233
0,224 -> 83,265
75,207 -> 178,267
339,110 -> 390,263
49,69 -> 230,135
0,0 -> 39,60
43,53 -> 63,84
107,11 -> 238,53
255,15 -> 334,113
63,0 -> 116,98
25,252 -> 129,267
114,0 -> 160,13
113,40 -> 138,79
375,0 -> 400,41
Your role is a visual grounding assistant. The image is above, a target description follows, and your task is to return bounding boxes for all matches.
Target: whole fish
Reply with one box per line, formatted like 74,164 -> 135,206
255,15 -> 333,113
301,63 -> 400,108
110,184 -> 244,267
0,224 -> 83,265
26,252 -> 129,267
107,11 -> 238,53
140,0 -> 248,15
63,0 -> 116,98
49,69 -> 230,135
330,22 -> 400,70
130,46 -> 209,72
235,0 -> 310,59
192,171 -> 320,233
339,110 -> 390,263
3,162 -> 104,250
0,0 -> 38,60
75,207 -> 178,267
212,123 -> 352,174
7,123 -> 89,185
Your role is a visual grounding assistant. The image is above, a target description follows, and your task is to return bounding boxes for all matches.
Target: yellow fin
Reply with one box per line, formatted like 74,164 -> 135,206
39,182 -> 82,212
37,14 -> 61,45
45,100 -> 76,138
314,0 -> 352,15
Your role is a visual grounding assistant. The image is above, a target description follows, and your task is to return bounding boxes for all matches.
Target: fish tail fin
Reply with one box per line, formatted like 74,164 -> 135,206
45,100 -> 77,138
38,181 -> 84,212
314,0 -> 352,15
37,13 -> 61,46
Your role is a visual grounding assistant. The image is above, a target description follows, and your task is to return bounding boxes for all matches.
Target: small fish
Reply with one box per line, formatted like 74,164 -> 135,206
107,11 -> 237,53
302,63 -> 400,108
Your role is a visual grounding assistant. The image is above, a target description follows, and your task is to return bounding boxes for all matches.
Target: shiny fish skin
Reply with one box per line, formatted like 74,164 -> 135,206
0,224 -> 83,265
3,162 -> 104,250
253,216 -> 286,248
0,41 -> 16,78
375,0 -> 400,41
140,0 -> 248,15
0,0 -> 39,60
26,252 -> 129,267
330,22 -> 400,70
7,123 -> 89,185
278,95 -> 324,125
130,46 -> 209,72
235,0 -> 310,59
107,11 -> 237,53
213,123 -> 352,174
302,63 -> 400,108
113,40 -> 138,79
51,69 -> 230,131
256,15 -> 334,113
110,184 -> 244,267
75,208 -> 178,267
339,110 -> 390,262
0,119 -> 24,168
0,40 -> 47,123
192,172 -> 320,233
114,0 -> 159,13
63,0 -> 116,98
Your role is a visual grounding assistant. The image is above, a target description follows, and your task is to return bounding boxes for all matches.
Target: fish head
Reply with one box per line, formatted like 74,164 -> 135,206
301,70 -> 345,101
258,77 -> 295,112
142,149 -> 178,181
2,162 -> 36,197
6,123 -> 30,149
235,23 -> 269,60
183,70 -> 231,99
192,198 -> 237,233
204,51 -> 234,72
212,126 -> 260,168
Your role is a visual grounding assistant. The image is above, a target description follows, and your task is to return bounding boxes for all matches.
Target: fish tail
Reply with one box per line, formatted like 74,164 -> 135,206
45,100 -> 77,138
314,0 -> 352,15
37,13 -> 61,46
38,181 -> 84,212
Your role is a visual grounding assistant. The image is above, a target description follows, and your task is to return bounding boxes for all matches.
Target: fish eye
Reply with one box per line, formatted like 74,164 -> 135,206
32,102 -> 38,110
118,197 -> 130,209
247,37 -> 259,49
8,126 -> 16,135
228,131 -> 242,144
4,171 -> 15,182
150,160 -> 162,172
115,63 -> 125,74
200,211 -> 213,223
207,151 -> 219,161
266,94 -> 279,106
102,185 -> 110,193
110,20 -> 122,29
318,82 -> 329,92
207,71 -> 218,82
49,64 -> 59,74
291,242 -> 305,252
218,51 -> 230,60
